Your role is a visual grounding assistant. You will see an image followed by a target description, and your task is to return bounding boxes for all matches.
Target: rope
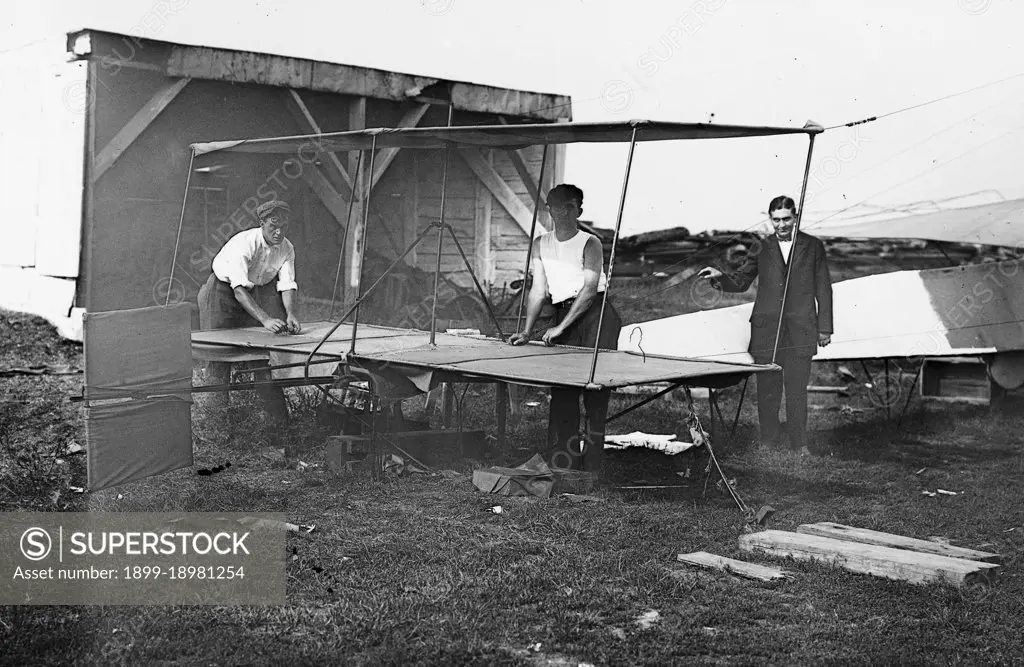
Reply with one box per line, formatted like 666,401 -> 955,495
824,71 -> 1024,130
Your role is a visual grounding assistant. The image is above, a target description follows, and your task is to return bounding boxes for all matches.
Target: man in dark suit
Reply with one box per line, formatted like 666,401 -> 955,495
698,195 -> 833,453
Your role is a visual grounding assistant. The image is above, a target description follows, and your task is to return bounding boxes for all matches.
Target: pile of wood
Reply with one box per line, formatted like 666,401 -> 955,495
740,522 -> 999,587
580,220 -> 1013,278
678,522 -> 1000,588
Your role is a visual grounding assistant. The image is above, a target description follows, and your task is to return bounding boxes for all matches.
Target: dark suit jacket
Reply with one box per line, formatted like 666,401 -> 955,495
717,232 -> 833,363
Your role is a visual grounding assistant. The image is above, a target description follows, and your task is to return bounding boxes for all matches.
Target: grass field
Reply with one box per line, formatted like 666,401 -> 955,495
2,296 -> 1023,665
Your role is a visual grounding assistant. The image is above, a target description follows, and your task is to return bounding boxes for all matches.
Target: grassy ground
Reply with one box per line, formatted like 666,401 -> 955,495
2,306 -> 1024,665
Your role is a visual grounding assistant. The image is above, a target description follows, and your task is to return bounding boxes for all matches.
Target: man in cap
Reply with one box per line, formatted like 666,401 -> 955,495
509,184 -> 622,478
197,199 -> 302,431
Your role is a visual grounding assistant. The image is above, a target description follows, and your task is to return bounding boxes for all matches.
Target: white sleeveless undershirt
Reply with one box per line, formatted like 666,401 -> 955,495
537,230 -> 608,305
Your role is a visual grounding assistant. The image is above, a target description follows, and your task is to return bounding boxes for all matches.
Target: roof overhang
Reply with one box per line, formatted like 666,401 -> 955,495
190,119 -> 825,156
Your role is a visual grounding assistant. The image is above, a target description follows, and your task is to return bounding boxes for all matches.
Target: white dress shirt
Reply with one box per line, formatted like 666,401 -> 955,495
778,238 -> 794,263
212,228 -> 298,291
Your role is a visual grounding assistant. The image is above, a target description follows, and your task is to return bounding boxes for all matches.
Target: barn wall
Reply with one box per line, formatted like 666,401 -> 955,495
81,52 -> 563,320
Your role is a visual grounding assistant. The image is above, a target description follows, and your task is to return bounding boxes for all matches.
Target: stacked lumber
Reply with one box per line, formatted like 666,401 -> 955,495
738,522 -> 1000,587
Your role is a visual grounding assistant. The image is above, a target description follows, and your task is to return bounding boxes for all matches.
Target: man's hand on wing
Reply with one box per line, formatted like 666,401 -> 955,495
508,331 -> 531,346
286,316 -> 302,334
697,267 -> 723,281
818,332 -> 832,347
263,318 -> 287,334
541,325 -> 564,346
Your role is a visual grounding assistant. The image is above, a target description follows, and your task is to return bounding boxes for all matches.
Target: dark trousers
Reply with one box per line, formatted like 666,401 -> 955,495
755,345 -> 813,450
197,274 -> 289,424
547,296 -> 622,474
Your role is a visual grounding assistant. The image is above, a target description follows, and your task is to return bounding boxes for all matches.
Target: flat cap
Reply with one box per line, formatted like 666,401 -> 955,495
255,200 -> 291,219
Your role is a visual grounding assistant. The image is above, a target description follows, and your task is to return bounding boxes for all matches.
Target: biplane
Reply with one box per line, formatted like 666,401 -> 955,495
84,118 -> 827,491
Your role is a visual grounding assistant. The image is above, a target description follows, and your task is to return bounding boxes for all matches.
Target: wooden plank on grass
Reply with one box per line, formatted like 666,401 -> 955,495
739,530 -> 999,588
797,522 -> 1000,563
677,551 -> 789,581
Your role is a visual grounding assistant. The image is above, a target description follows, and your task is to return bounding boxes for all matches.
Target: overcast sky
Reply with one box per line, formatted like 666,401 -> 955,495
9,0 -> 1024,234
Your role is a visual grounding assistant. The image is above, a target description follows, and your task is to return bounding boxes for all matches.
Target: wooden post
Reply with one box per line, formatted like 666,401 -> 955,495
441,383 -> 455,428
346,97 -> 367,311
495,382 -> 508,450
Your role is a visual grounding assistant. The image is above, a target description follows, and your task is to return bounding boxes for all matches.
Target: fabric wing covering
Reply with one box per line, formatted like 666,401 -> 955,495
622,259 -> 1024,363
190,322 -> 777,395
84,304 -> 194,491
190,119 -> 823,156
808,198 -> 1024,249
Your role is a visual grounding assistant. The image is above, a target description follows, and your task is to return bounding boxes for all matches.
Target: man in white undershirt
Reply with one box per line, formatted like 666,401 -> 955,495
509,184 -> 622,477
698,195 -> 833,454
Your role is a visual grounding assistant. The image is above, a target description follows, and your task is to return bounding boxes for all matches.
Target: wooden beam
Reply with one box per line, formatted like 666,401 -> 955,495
459,148 -> 537,237
739,530 -> 999,588
405,152 -> 420,267
370,103 -> 429,190
495,382 -> 507,451
286,89 -> 352,199
677,551 -> 790,582
474,149 -> 494,283
92,77 -> 190,182
297,161 -> 349,231
796,523 -> 1000,563
498,117 -> 547,210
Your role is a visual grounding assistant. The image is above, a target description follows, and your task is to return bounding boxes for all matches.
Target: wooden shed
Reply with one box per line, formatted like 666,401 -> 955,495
0,28 -> 571,337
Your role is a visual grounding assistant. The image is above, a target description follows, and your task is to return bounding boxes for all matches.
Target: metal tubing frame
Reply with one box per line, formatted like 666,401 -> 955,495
515,144 -> 550,332
730,376 -> 749,437
587,128 -> 639,387
303,222 -> 436,380
770,133 -> 818,364
606,381 -> 685,424
429,105 -> 456,346
444,224 -> 506,337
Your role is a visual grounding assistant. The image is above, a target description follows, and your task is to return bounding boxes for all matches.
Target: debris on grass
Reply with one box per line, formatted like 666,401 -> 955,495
635,609 -> 662,630
715,477 -> 738,492
609,627 -> 627,641
259,447 -> 286,463
236,517 -> 315,535
605,431 -> 697,455
197,461 -> 232,476
65,442 -> 84,455
69,486 -> 85,493
488,505 -> 503,515
384,454 -> 429,477
915,467 -> 927,475
472,454 -> 554,498
754,505 -> 776,526
921,490 -> 937,497
936,489 -> 959,496
438,469 -> 465,480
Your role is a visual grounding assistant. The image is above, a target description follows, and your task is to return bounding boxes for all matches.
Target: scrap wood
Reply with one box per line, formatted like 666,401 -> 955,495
796,522 -> 999,562
740,530 -> 999,587
677,551 -> 790,581
0,364 -> 81,377
807,385 -> 850,394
